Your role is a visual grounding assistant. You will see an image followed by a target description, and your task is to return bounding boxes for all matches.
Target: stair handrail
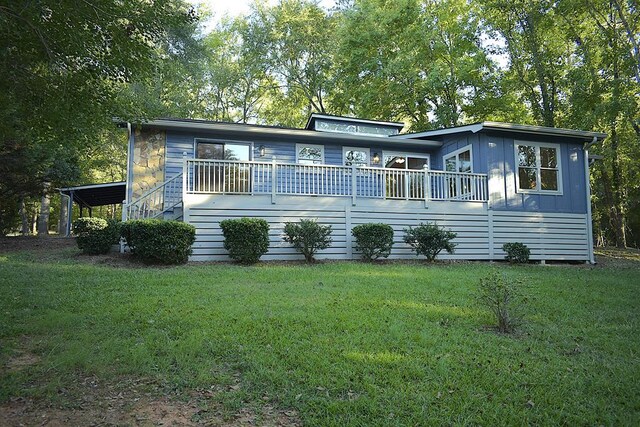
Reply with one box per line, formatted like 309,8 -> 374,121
125,173 -> 183,220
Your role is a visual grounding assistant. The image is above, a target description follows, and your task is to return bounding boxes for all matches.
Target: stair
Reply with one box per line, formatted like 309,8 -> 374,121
125,173 -> 184,221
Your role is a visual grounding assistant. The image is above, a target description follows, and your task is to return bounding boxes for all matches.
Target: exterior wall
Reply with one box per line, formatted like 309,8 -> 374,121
129,129 -> 166,201
433,133 -> 485,172
183,195 -> 590,262
482,132 -> 587,214
163,130 -> 437,180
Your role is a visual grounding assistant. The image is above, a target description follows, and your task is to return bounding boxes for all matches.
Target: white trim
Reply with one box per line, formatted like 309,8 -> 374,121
443,144 -> 473,173
514,140 -> 563,195
193,138 -> 254,161
395,121 -> 607,140
381,151 -> 431,169
306,113 -> 404,129
343,146 -> 371,166
295,143 -> 325,164
59,181 -> 125,192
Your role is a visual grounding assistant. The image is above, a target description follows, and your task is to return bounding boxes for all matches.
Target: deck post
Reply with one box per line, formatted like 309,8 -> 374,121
351,164 -> 357,206
182,152 -> 188,197
423,165 -> 430,209
271,156 -> 277,204
488,209 -> 494,260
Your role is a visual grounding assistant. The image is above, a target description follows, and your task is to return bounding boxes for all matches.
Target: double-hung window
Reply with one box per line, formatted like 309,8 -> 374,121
296,143 -> 324,165
515,141 -> 562,194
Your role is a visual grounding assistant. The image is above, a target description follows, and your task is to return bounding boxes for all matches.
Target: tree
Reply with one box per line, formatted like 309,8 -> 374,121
0,0 -> 200,234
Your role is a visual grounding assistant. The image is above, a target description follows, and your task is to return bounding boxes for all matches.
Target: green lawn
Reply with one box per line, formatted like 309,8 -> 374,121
1,244 -> 639,425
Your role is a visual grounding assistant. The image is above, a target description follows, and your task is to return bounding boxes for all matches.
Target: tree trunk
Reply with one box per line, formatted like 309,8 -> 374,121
609,128 -> 627,248
58,194 -> 69,235
19,196 -> 30,236
37,183 -> 51,236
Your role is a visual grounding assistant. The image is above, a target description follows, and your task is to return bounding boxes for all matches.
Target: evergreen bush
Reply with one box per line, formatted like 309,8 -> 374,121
220,218 -> 270,264
121,219 -> 196,264
502,242 -> 531,263
283,219 -> 332,263
72,217 -> 114,254
352,223 -> 394,261
403,222 -> 457,261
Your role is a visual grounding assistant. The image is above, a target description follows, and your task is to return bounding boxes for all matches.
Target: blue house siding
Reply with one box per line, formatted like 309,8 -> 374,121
483,132 -> 587,214
434,133 -> 485,173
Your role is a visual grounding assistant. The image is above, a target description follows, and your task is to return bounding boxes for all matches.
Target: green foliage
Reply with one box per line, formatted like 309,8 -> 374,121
352,223 -> 394,261
477,270 -> 524,334
121,220 -> 196,264
502,242 -> 531,264
0,196 -> 20,236
283,219 -> 332,263
403,223 -> 457,261
220,218 -> 270,264
72,218 -> 114,255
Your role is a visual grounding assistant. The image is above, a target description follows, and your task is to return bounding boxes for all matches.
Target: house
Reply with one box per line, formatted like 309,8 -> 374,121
121,114 -> 606,263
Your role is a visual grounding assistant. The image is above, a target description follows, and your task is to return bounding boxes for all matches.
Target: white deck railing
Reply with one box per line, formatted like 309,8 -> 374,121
184,158 -> 488,202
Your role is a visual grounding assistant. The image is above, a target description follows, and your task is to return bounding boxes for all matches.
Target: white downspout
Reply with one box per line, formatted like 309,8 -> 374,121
584,136 -> 598,264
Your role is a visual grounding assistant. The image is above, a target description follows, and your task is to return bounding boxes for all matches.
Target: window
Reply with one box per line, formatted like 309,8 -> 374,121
515,141 -> 562,194
443,145 -> 472,173
194,140 -> 251,193
296,143 -> 324,165
196,141 -> 250,161
315,120 -> 399,136
382,152 -> 430,199
343,147 -> 370,166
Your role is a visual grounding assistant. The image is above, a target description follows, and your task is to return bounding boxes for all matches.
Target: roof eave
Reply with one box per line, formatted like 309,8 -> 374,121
141,119 -> 442,148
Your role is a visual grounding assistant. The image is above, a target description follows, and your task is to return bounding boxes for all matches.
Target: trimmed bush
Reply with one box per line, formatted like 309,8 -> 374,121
403,222 -> 457,261
72,217 -> 115,254
220,218 -> 270,264
502,242 -> 531,263
352,223 -> 394,261
283,219 -> 332,263
477,270 -> 524,334
121,219 -> 196,264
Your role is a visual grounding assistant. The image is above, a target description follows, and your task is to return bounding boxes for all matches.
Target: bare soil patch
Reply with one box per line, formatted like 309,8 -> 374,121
0,236 -> 76,254
0,376 -> 301,426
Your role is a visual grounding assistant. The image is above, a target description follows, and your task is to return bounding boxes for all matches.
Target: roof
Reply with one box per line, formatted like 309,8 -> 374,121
59,182 -> 126,207
394,121 -> 608,141
304,113 -> 405,131
136,118 -> 442,148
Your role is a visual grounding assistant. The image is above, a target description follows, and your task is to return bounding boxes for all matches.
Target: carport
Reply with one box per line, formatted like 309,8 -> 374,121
58,182 -> 126,236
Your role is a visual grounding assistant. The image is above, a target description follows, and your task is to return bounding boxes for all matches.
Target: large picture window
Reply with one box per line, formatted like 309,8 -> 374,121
296,143 -> 324,165
343,147 -> 370,166
515,141 -> 562,194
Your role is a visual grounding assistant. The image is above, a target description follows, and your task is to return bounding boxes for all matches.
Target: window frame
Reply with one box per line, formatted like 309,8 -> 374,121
295,143 -> 325,165
193,138 -> 253,161
382,151 -> 430,170
443,145 -> 473,173
514,140 -> 563,195
343,146 -> 371,167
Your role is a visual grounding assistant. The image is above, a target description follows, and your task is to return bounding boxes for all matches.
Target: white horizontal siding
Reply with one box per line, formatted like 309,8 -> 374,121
183,195 -> 590,262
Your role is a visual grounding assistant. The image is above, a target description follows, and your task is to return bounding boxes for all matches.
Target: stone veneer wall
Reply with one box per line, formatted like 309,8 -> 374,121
131,129 -> 166,201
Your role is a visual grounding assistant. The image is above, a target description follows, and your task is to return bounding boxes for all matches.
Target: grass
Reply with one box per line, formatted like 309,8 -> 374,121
1,245 -> 639,425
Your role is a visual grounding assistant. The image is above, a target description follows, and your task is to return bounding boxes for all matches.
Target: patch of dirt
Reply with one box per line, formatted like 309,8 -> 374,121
0,377 -> 302,426
0,236 -> 76,254
4,351 -> 40,373
594,246 -> 640,268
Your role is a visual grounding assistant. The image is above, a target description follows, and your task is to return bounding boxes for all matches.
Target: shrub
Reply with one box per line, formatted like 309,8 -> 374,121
477,270 -> 524,334
73,217 -> 117,254
403,222 -> 456,261
502,242 -> 531,263
283,219 -> 332,263
220,218 -> 270,264
121,219 -> 196,264
352,223 -> 394,261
